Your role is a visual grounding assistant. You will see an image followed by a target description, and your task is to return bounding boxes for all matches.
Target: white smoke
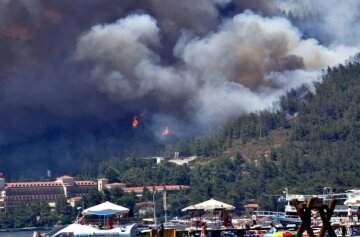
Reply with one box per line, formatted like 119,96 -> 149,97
75,14 -> 161,100
277,0 -> 360,47
2,0 -> 360,175
75,11 -> 358,136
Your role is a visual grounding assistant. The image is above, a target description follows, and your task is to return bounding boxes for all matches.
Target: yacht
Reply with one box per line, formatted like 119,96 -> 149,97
43,201 -> 137,237
275,187 -> 360,227
44,223 -> 137,237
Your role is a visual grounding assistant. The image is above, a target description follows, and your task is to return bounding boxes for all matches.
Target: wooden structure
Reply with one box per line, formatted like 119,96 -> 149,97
293,197 -> 337,237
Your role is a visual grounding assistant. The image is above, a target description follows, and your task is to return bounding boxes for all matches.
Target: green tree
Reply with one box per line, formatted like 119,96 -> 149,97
54,196 -> 73,225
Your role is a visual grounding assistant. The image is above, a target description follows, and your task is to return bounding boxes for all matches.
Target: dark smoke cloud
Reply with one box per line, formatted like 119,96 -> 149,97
0,0 -> 358,147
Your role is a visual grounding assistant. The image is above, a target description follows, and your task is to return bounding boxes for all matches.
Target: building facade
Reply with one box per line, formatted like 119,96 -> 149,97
0,176 -> 189,211
0,176 -> 96,211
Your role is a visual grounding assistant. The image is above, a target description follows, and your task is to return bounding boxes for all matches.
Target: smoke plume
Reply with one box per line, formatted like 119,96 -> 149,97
0,0 -> 358,147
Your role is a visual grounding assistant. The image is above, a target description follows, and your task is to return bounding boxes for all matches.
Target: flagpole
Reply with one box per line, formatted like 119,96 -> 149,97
153,188 -> 157,227
163,190 -> 167,224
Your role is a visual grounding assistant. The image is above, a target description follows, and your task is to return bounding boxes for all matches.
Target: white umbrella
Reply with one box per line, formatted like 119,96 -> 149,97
82,201 -> 129,216
344,196 -> 360,206
182,198 -> 235,212
181,205 -> 199,212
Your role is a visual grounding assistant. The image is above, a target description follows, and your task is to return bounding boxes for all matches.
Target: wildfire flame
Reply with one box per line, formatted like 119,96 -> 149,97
162,126 -> 170,136
132,116 -> 139,128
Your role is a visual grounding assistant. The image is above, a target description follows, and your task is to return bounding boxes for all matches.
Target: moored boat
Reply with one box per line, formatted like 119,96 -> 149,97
275,187 -> 360,227
43,201 -> 137,237
44,223 -> 137,237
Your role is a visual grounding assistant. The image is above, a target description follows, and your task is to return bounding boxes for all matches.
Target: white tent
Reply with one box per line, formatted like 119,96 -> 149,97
82,201 -> 129,216
181,198 -> 235,212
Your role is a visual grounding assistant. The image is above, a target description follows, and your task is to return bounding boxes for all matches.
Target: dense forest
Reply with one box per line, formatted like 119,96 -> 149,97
0,62 -> 359,228
96,62 -> 360,212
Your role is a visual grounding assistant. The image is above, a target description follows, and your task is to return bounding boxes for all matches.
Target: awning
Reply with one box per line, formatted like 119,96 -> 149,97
82,201 -> 129,216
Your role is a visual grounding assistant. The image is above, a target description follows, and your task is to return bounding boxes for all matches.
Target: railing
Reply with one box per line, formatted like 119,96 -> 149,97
254,211 -> 285,217
286,192 -> 357,202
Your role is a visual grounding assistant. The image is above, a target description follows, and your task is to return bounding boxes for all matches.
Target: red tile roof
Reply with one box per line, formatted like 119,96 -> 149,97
107,182 -> 126,186
69,196 -> 83,201
57,175 -> 74,179
4,180 -> 96,188
136,201 -> 154,206
123,187 -> 143,192
244,203 -> 259,208
123,185 -> 189,193
5,182 -> 62,188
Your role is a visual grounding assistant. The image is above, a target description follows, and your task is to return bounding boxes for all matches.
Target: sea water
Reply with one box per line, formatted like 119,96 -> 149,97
0,231 -> 34,237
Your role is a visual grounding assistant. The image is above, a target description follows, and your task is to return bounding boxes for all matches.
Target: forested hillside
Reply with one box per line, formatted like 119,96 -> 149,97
188,63 -> 360,203
1,62 -> 359,224
95,62 -> 360,214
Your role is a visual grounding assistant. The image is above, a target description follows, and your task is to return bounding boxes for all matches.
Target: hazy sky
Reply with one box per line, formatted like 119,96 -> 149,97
0,0 -> 359,144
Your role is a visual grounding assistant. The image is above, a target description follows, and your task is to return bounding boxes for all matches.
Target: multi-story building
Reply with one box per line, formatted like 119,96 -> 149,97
0,176 -> 189,211
122,185 -> 190,195
0,176 -> 96,211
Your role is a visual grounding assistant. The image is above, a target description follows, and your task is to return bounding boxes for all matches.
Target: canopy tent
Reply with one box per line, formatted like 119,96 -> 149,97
344,196 -> 360,206
82,201 -> 129,216
181,198 -> 235,212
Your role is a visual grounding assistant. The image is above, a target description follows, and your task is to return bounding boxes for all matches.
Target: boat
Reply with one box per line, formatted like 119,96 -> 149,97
44,223 -> 137,237
43,201 -> 137,237
163,218 -> 188,231
274,187 -> 360,227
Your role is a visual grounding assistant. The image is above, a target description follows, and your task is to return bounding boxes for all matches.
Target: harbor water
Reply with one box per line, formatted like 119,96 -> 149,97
0,231 -> 34,237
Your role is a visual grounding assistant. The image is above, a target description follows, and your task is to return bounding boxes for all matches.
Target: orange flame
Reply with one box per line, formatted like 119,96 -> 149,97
162,126 -> 170,136
132,116 -> 139,128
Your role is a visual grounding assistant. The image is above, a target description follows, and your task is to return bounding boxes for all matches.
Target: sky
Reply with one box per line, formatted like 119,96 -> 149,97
0,0 -> 359,146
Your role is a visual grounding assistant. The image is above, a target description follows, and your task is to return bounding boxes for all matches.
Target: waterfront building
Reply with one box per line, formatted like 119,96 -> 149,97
0,176 -> 189,211
0,176 -> 96,211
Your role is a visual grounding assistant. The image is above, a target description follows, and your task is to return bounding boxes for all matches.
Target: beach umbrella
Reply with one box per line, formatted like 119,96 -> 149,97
82,201 -> 129,215
344,196 -> 360,206
143,218 -> 154,222
181,198 -> 235,212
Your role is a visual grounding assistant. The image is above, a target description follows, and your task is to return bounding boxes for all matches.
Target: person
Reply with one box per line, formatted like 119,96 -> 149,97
252,213 -> 257,226
357,207 -> 360,223
158,224 -> 164,237
312,209 -> 318,227
340,218 -> 347,237
108,216 -> 114,229
78,216 -> 85,225
33,231 -> 41,237
223,213 -> 232,227
348,206 -> 353,224
244,223 -> 250,234
268,223 -> 277,234
201,222 -> 207,237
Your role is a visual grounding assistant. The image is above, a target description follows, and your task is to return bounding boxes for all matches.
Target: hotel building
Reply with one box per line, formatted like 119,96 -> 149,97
0,176 -> 189,211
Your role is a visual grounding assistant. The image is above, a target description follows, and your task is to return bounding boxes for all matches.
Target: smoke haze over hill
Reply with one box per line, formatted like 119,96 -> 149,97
0,0 -> 359,175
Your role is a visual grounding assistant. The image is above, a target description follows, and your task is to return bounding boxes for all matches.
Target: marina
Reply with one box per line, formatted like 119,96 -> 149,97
23,191 -> 360,237
2,223 -> 360,237
273,188 -> 360,227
